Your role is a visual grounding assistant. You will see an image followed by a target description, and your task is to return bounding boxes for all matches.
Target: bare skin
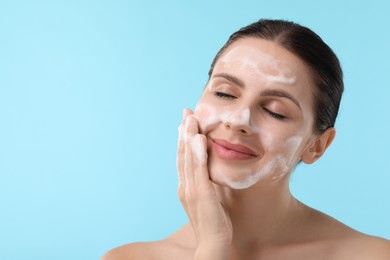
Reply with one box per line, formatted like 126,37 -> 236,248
103,215 -> 390,260
102,38 -> 390,260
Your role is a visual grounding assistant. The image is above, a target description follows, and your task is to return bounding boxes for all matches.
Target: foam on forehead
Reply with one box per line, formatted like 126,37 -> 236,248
219,46 -> 296,85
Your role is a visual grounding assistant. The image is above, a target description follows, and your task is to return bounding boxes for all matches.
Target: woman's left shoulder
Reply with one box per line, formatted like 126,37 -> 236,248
337,234 -> 390,259
308,207 -> 390,259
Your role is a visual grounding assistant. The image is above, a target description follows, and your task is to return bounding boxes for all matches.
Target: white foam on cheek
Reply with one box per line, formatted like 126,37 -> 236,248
219,46 -> 296,86
223,134 -> 304,188
285,135 -> 304,150
195,104 -> 220,133
258,128 -> 276,149
284,135 -> 303,163
271,135 -> 304,180
223,155 -> 288,189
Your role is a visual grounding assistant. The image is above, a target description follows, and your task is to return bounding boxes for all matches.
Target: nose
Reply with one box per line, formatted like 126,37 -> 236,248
224,122 -> 252,135
223,108 -> 254,135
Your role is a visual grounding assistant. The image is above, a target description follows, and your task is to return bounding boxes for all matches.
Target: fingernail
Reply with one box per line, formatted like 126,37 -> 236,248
182,108 -> 192,122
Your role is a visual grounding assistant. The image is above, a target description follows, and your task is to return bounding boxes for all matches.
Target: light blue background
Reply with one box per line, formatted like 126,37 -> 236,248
1,0 -> 389,259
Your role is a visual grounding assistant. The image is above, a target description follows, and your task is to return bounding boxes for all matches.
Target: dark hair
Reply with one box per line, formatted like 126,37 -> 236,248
208,19 -> 344,134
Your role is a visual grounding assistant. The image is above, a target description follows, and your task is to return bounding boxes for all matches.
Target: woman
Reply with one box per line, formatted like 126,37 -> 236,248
103,19 -> 390,259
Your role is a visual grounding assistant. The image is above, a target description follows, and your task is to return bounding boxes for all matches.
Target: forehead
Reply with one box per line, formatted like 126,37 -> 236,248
213,38 -> 313,88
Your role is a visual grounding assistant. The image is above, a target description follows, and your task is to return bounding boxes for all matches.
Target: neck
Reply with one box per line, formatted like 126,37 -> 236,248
214,176 -> 310,250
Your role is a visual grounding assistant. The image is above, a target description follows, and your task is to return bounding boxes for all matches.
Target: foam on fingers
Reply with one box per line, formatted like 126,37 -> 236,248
191,134 -> 207,164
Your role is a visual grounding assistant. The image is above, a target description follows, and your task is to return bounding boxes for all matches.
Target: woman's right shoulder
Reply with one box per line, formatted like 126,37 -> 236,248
101,225 -> 195,260
101,239 -> 194,260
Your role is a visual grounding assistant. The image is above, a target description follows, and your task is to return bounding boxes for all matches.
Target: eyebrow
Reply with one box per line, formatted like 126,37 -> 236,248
260,89 -> 301,110
212,72 -> 301,110
212,73 -> 245,88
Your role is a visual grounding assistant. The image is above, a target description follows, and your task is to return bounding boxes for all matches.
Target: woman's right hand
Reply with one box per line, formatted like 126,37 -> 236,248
177,109 -> 233,259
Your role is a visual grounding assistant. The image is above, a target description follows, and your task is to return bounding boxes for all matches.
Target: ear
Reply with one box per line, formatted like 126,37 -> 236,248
301,127 -> 336,164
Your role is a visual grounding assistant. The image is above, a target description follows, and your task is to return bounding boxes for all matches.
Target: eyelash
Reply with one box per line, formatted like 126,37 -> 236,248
213,91 -> 287,121
263,107 -> 286,120
214,91 -> 236,99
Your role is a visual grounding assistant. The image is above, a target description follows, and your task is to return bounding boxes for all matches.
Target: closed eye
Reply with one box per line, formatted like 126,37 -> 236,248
263,107 -> 286,120
214,92 -> 237,99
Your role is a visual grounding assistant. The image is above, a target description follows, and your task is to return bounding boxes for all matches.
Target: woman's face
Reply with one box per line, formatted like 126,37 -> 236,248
195,38 -> 317,189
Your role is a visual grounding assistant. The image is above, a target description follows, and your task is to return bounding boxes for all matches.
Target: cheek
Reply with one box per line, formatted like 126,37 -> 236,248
260,130 -> 304,160
194,103 -> 220,134
251,134 -> 304,183
282,135 -> 304,162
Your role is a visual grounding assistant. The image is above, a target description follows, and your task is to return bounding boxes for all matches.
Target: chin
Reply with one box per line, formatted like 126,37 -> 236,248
207,155 -> 292,189
208,163 -> 263,190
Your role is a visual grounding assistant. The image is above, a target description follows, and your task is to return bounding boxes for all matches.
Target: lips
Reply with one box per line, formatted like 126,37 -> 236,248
211,138 -> 258,160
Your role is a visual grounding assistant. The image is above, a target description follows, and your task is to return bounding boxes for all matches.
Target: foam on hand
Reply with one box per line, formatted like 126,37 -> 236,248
191,135 -> 206,164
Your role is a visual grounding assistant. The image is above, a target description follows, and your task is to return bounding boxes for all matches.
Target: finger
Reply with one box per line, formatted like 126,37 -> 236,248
191,134 -> 210,186
184,115 -> 197,189
183,108 -> 193,119
177,124 -> 185,192
177,109 -> 193,166
177,109 -> 194,188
